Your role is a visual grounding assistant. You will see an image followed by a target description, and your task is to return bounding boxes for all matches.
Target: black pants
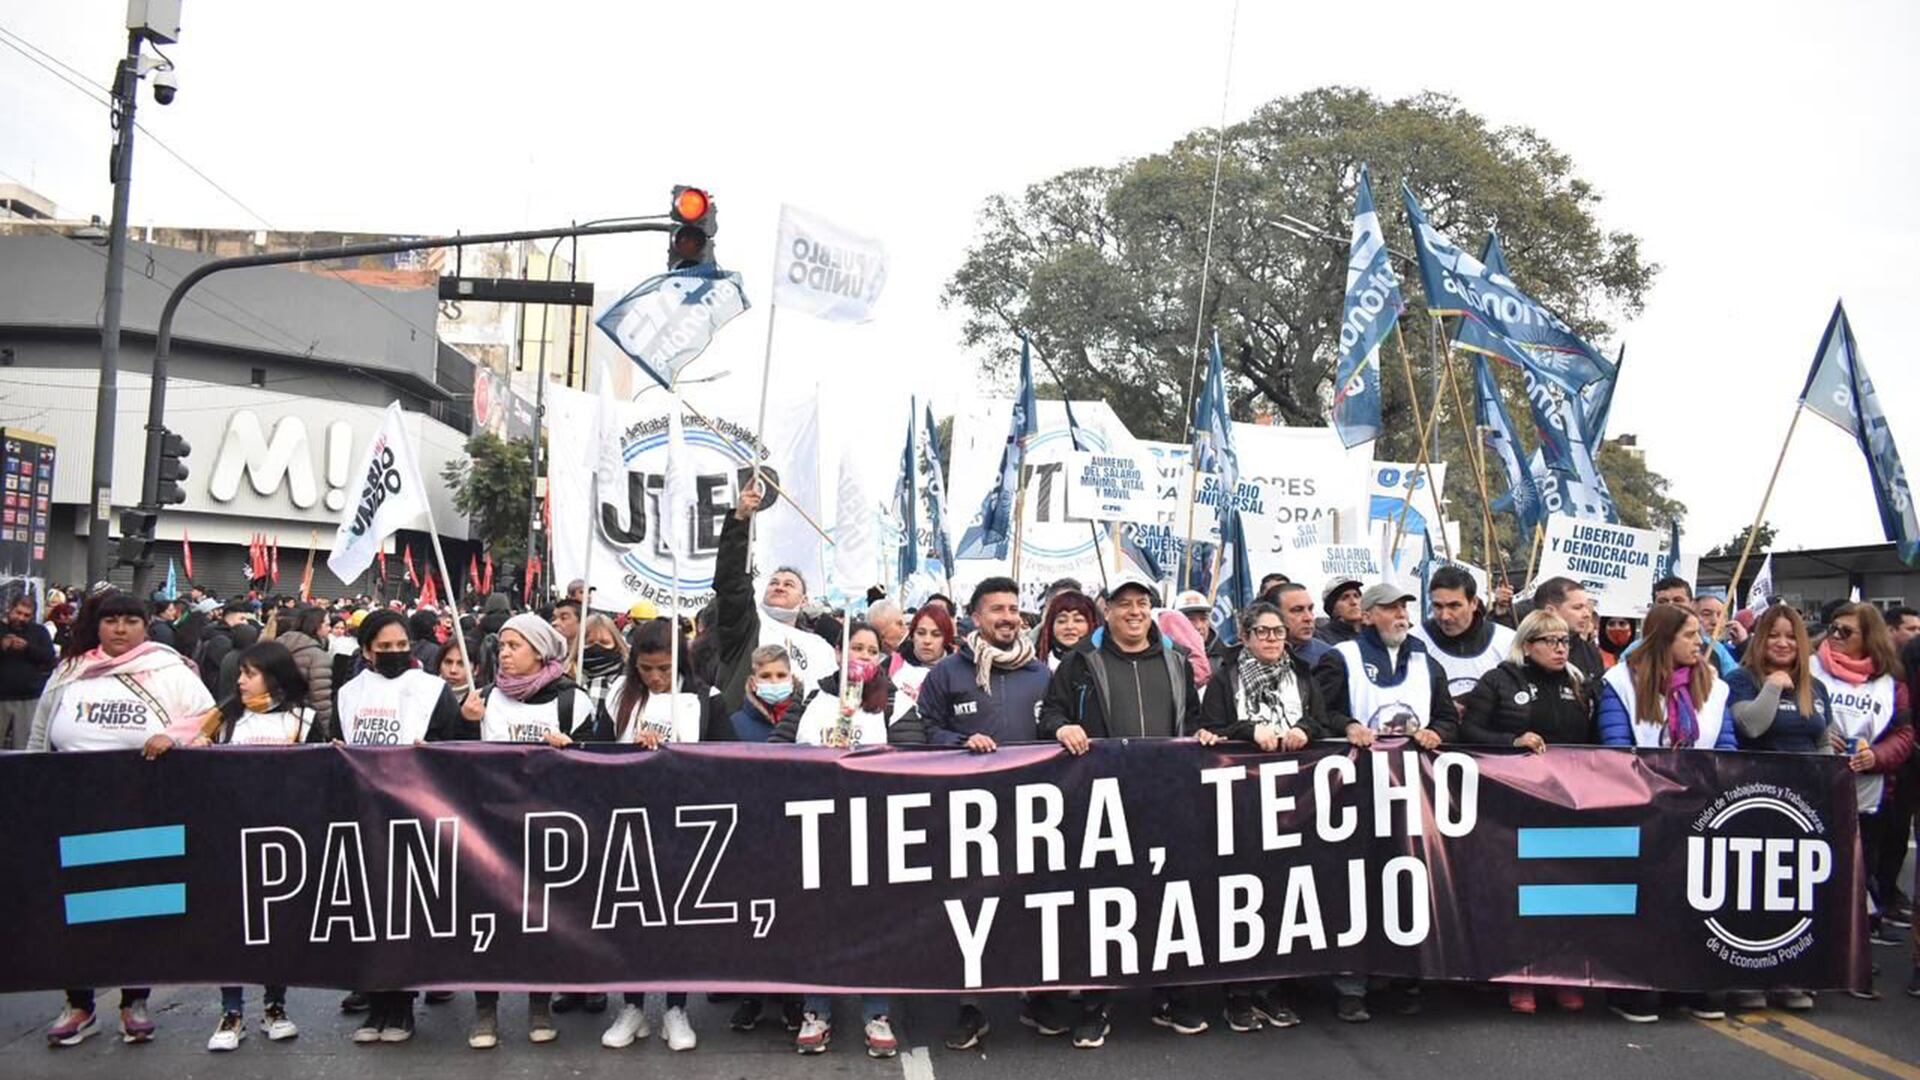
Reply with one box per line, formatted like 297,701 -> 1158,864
65,988 -> 146,1011
1871,781 -> 1915,907
367,990 -> 415,1016
1861,810 -> 1904,912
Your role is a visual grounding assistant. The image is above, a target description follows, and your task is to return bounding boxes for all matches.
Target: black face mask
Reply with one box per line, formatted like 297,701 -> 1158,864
584,644 -> 622,671
372,652 -> 413,679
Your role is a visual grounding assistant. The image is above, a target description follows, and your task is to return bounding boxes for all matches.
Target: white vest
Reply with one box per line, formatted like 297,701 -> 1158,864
1811,655 -> 1896,810
480,686 -> 593,743
1411,622 -> 1516,700
1333,639 -> 1435,734
336,669 -> 446,746
1601,663 -> 1730,749
793,691 -> 889,748
227,708 -> 313,745
759,611 -> 839,695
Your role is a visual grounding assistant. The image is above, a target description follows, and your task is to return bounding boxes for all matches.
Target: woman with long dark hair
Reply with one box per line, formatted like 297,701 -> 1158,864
28,589 -> 216,1047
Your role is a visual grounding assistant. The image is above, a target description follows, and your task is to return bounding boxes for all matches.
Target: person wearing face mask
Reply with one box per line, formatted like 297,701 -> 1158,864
732,645 -> 802,742
1035,589 -> 1100,670
714,480 -> 840,712
332,609 -> 482,1043
575,613 -> 628,719
1598,616 -> 1637,670
469,613 -> 610,1049
1410,567 -> 1516,704
29,589 -> 216,1049
770,621 -> 915,1059
1809,602 -> 1913,966
1312,581 -> 1457,1023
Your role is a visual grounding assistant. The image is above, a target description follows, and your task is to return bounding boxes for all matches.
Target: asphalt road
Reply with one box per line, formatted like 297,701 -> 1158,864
4,961 -> 1917,1080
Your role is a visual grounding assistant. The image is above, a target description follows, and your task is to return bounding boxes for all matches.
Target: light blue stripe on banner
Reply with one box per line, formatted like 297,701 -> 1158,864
63,884 -> 187,925
58,825 -> 186,868
1516,826 -> 1640,860
1517,884 -> 1637,917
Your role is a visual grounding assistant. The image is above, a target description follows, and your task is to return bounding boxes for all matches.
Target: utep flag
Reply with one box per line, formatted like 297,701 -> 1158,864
1583,344 -> 1623,447
1799,302 -> 1920,564
596,266 -> 750,390
1401,190 -> 1615,394
1746,552 -> 1775,615
955,335 -> 1038,560
1209,510 -> 1252,647
1332,165 -> 1403,448
1474,355 -> 1544,536
328,402 -> 431,583
772,205 -> 888,323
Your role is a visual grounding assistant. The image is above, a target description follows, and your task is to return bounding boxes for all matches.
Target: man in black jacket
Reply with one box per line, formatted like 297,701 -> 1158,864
1038,572 -> 1207,1046
0,595 -> 55,748
1313,577 -> 1365,647
712,481 -> 837,713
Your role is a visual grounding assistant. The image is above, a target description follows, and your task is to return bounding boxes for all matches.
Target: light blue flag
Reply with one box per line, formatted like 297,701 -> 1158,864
1472,355 -> 1545,535
1418,531 -> 1435,603
1402,191 -> 1615,394
921,401 -> 955,577
956,333 -> 1039,560
894,399 -> 921,589
164,558 -> 178,600
1332,165 -> 1403,448
1799,302 -> 1919,564
595,265 -> 750,390
1581,344 -> 1623,446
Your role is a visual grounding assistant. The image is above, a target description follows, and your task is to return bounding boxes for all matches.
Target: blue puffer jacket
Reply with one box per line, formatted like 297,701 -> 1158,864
917,641 -> 1051,746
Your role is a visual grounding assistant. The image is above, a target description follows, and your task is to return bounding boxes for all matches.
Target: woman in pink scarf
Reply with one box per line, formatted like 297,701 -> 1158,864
29,590 -> 215,1049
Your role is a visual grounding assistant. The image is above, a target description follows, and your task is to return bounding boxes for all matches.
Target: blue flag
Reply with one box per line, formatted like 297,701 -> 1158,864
921,401 -> 955,578
894,398 -> 921,589
1799,302 -> 1920,564
164,558 -> 178,600
1472,355 -> 1545,536
956,333 -> 1039,560
596,265 -> 750,390
1208,509 -> 1253,647
1417,531 -> 1435,602
1401,191 -> 1616,394
1582,344 -> 1623,446
1193,330 -> 1239,523
1332,165 -> 1404,448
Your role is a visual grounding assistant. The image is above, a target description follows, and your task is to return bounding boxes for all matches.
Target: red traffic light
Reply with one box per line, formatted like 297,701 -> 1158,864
673,187 -> 711,223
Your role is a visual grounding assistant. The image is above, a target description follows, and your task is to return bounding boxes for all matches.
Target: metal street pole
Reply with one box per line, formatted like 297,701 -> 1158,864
85,29 -> 145,587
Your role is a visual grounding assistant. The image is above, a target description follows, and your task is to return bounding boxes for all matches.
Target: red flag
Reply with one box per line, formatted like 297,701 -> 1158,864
271,535 -> 281,585
377,543 -> 388,583
468,553 -> 480,594
482,551 -> 494,595
182,529 -> 194,581
249,533 -> 261,582
420,569 -> 439,610
403,545 -> 418,586
524,555 -> 540,603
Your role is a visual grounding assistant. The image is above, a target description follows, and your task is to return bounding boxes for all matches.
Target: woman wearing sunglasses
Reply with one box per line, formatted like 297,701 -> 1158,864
1458,609 -> 1595,1015
1810,602 -> 1913,988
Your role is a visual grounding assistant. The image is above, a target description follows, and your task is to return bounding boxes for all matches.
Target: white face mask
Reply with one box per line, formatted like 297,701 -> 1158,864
762,603 -> 800,627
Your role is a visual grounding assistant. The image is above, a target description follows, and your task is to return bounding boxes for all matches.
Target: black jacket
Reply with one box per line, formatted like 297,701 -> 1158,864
1567,635 -> 1606,685
1313,627 -> 1461,740
0,619 -> 56,699
1039,628 -> 1204,739
1313,617 -> 1362,647
1457,659 -> 1595,747
713,512 -> 760,714
1197,646 -> 1334,741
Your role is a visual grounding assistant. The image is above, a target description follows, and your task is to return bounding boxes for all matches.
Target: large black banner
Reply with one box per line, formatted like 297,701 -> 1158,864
0,740 -> 1869,994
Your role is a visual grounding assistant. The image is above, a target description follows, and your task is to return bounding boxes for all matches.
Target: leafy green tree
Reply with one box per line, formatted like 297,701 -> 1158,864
946,86 -> 1667,573
1706,520 -> 1779,560
442,432 -> 535,561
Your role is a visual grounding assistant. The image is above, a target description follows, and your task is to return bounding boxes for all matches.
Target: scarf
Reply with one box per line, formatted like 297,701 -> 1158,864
966,630 -> 1037,691
57,641 -> 177,685
581,647 -> 624,685
494,659 -> 564,702
1235,649 -> 1298,727
1817,639 -> 1876,685
241,691 -> 275,714
1666,666 -> 1700,748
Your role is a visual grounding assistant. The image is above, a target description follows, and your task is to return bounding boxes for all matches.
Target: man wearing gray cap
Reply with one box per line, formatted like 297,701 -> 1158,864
1312,580 -> 1459,1022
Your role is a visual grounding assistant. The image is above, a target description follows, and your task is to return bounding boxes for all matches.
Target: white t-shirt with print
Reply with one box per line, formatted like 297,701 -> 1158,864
45,665 -> 215,752
226,708 -> 313,745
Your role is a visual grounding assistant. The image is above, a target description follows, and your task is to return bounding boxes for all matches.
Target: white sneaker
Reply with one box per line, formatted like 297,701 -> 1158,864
208,1012 -> 246,1052
865,1016 -> 898,1058
261,1003 -> 298,1041
662,1005 -> 697,1051
601,1003 -> 650,1048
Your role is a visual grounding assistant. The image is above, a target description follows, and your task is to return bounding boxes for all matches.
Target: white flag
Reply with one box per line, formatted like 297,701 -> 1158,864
328,402 -> 431,584
828,453 -> 875,604
1744,552 -> 1775,615
661,393 -> 697,562
771,205 -> 888,323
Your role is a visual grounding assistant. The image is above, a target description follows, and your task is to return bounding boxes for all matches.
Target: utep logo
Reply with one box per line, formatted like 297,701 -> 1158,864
1685,785 -> 1832,969
57,826 -> 189,925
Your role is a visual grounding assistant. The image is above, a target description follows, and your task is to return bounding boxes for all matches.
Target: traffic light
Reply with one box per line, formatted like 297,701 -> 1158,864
116,510 -> 156,568
156,427 -> 190,506
668,185 -> 716,269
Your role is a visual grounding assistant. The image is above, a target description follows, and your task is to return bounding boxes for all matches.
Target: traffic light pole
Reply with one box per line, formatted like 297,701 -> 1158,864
126,218 -> 672,597
85,29 -> 146,588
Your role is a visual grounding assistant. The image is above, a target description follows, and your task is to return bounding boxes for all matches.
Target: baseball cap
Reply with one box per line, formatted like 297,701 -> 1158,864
1322,577 -> 1364,609
1360,582 -> 1417,609
1174,589 -> 1211,614
1105,570 -> 1162,606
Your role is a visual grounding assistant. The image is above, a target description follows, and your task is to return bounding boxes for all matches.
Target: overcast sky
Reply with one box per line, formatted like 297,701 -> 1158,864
4,0 -> 1917,558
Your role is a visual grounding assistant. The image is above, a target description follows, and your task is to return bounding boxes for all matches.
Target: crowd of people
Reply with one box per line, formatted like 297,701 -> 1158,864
5,487 -> 1919,1055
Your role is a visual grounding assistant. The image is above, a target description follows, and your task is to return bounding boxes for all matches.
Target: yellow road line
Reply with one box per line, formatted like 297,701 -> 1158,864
1693,1015 -> 1874,1080
1739,1010 -> 1920,1080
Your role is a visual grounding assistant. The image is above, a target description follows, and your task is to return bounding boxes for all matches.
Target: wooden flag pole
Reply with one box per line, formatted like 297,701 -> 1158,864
1523,523 -> 1544,587
1010,462 -> 1029,589
1388,322 -> 1451,563
677,396 -> 832,543
1440,347 -> 1503,580
1714,406 -> 1805,643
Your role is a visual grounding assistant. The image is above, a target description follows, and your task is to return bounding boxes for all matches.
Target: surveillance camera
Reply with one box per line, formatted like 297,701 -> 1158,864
152,69 -> 178,105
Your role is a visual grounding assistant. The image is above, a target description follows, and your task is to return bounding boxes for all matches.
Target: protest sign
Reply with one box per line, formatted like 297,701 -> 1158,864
1538,517 -> 1662,616
1064,447 -> 1162,524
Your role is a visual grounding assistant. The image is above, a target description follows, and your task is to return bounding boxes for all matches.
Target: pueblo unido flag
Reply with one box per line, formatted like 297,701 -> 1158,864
328,401 -> 432,584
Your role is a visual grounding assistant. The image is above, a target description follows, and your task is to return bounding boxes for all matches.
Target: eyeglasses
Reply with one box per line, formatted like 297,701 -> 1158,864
1531,635 -> 1572,649
1247,625 -> 1284,640
1828,625 -> 1857,641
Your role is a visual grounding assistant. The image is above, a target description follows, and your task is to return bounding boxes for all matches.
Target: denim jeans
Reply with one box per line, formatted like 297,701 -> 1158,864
219,986 -> 287,1014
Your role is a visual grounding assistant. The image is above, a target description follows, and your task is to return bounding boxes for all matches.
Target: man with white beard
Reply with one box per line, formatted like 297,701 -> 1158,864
1311,581 -> 1460,1024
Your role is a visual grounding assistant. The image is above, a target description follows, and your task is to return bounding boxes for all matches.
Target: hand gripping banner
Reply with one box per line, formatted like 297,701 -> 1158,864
0,741 -> 1867,994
